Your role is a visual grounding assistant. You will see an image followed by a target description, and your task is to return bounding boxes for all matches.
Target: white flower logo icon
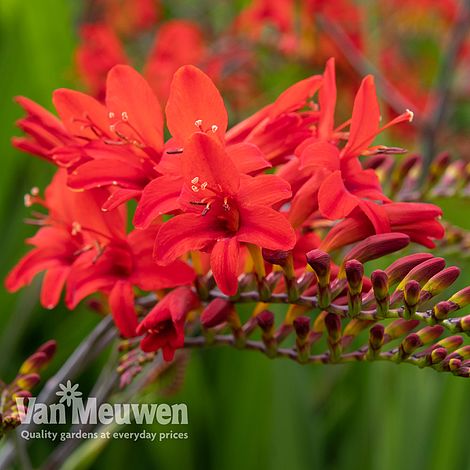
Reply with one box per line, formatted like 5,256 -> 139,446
56,380 -> 82,406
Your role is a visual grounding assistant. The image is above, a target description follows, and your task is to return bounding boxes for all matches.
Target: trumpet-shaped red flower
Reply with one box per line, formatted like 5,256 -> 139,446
320,202 -> 444,252
287,59 -> 413,229
137,287 -> 199,361
155,132 -> 296,295
5,170 -> 194,338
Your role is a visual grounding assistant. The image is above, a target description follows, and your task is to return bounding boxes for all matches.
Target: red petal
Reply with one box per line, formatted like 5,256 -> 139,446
300,141 -> 340,171
109,281 -> 138,338
342,75 -> 380,158
133,176 -> 183,228
40,266 -> 70,309
106,65 -> 164,152
288,174 -> 322,228
318,58 -> 337,139
53,89 -> 110,139
269,75 -> 322,118
238,174 -> 292,207
358,201 -> 390,233
68,158 -> 149,190
154,213 -> 225,264
210,238 -> 240,296
5,249 -> 63,292
182,132 -> 240,196
102,188 -> 142,212
165,65 -> 228,144
236,205 -> 296,250
318,170 -> 359,220
227,142 -> 271,174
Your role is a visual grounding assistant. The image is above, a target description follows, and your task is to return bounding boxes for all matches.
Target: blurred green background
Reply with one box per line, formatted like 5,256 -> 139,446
0,1 -> 469,469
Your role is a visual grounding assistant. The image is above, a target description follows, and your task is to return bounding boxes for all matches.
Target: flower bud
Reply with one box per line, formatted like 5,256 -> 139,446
325,313 -> 342,362
201,298 -> 233,328
367,324 -> 384,359
345,259 -> 364,316
455,367 -> 470,377
396,257 -> 445,291
448,345 -> 470,361
428,151 -> 450,185
432,301 -> 453,321
404,280 -> 420,318
262,249 -> 290,268
325,313 -> 341,338
342,234 -> 410,267
398,333 -> 422,359
420,267 -> 460,302
306,249 -> 331,308
256,310 -> 275,333
256,310 -> 277,357
19,352 -> 48,375
384,319 -> 419,339
448,358 -> 461,371
430,347 -> 447,364
448,286 -> 470,309
37,340 -> 57,360
306,249 -> 330,284
371,270 -> 389,299
434,335 -> 463,353
345,260 -> 363,294
391,153 -> 421,195
416,325 -> 444,344
385,253 -> 434,286
293,316 -> 311,340
371,270 -> 389,317
15,373 -> 40,390
459,315 -> 470,332
293,316 -> 311,362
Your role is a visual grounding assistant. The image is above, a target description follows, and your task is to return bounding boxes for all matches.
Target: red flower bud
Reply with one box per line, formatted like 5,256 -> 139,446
420,267 -> 460,302
385,253 -> 434,285
293,316 -> 310,340
430,347 -> 447,364
400,333 -> 422,356
385,319 -> 419,339
416,325 -> 444,344
345,260 -> 364,293
342,233 -> 410,267
434,335 -> 463,352
324,313 -> 342,343
262,249 -> 290,267
432,301 -> 454,321
368,324 -> 385,352
306,249 -> 331,284
256,310 -> 275,333
200,298 -> 233,328
397,257 -> 445,290
448,286 -> 470,309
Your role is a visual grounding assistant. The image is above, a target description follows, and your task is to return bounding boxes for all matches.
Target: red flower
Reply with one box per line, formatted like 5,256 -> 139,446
226,73 -> 322,165
287,60 -> 413,229
137,287 -> 199,361
12,97 -> 79,166
5,169 -> 126,309
320,202 -> 444,252
6,170 -> 194,338
134,65 -> 270,228
66,225 -> 195,337
154,132 -> 296,295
